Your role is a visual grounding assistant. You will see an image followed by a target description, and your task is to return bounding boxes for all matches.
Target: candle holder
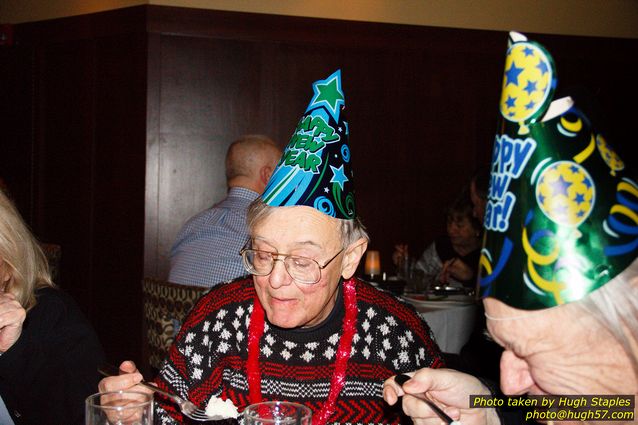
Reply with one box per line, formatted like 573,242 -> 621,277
364,250 -> 381,282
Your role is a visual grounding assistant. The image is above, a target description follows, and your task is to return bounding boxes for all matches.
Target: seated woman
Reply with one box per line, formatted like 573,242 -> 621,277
395,189 -> 482,290
99,70 -> 443,424
0,190 -> 105,424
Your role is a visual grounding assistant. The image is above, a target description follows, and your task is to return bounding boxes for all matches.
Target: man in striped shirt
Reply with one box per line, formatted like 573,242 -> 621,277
168,135 -> 281,287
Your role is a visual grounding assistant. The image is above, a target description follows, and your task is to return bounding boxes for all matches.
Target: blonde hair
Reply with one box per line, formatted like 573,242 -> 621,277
0,190 -> 53,310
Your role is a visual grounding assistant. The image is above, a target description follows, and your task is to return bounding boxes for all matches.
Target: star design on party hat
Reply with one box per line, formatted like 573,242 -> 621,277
306,70 -> 345,122
329,165 -> 349,190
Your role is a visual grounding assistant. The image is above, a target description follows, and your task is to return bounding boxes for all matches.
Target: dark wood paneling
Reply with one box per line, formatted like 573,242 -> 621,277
11,12 -> 148,364
142,6 -> 638,278
91,33 -> 147,363
35,38 -> 95,305
0,45 -> 34,221
144,9 -> 508,275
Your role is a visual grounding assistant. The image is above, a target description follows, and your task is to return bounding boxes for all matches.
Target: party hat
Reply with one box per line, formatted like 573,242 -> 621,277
479,32 -> 637,310
262,69 -> 356,219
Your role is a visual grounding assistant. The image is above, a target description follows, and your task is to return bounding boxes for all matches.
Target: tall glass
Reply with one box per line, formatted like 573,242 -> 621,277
86,390 -> 153,425
243,401 -> 311,425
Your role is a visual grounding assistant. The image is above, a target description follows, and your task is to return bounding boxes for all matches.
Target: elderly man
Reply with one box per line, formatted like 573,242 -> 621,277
101,70 -> 443,424
384,33 -> 638,425
169,135 -> 281,286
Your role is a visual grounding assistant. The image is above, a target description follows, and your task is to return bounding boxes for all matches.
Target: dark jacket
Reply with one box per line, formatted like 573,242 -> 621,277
0,287 -> 105,425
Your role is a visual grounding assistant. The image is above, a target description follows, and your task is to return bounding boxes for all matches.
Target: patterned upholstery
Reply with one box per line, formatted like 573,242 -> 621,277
141,277 -> 208,370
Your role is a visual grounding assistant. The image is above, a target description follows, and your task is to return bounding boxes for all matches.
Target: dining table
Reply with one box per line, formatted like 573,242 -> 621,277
401,293 -> 478,354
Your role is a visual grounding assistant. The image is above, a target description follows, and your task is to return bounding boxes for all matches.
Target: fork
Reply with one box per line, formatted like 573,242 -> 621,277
98,363 -> 225,422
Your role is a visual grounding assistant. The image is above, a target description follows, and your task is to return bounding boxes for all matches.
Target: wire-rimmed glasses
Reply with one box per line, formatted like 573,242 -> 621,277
240,247 -> 344,284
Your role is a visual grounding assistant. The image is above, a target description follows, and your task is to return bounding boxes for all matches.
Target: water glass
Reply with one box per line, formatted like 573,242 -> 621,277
86,390 -> 153,425
243,401 -> 311,425
408,268 -> 428,293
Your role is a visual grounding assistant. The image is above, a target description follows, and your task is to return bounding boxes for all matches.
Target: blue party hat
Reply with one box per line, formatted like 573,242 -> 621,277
262,70 -> 356,219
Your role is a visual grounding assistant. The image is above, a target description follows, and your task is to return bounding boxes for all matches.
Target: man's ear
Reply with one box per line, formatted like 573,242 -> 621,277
0,259 -> 12,287
341,239 -> 368,279
260,166 -> 273,187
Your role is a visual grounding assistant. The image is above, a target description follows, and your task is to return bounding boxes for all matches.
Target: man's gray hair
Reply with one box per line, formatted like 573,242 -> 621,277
576,257 -> 638,375
247,199 -> 369,247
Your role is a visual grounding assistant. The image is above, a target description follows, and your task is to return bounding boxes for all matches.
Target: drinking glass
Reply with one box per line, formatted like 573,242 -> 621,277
86,390 -> 153,425
243,401 -> 311,425
408,268 -> 427,294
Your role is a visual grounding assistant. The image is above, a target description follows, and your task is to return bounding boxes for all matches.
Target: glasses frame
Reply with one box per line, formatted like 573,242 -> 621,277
240,247 -> 345,285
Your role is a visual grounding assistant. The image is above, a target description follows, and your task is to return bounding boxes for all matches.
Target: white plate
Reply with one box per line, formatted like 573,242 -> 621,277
402,294 -> 475,306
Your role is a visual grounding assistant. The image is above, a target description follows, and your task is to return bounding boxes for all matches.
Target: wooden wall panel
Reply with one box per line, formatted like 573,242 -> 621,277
35,39 -> 96,309
144,11 -> 507,278
91,33 -> 147,363
0,46 -> 34,222
144,7 -> 638,278
11,11 -> 148,364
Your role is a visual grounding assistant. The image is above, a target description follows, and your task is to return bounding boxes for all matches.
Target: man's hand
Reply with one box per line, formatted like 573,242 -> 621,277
384,368 -> 500,425
96,361 -> 153,424
0,292 -> 26,352
439,258 -> 474,284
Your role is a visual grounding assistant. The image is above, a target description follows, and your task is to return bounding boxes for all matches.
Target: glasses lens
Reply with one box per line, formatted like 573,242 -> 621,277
244,250 -> 273,275
285,256 -> 320,284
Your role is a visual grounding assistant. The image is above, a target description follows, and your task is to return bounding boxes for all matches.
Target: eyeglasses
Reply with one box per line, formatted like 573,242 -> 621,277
240,247 -> 344,285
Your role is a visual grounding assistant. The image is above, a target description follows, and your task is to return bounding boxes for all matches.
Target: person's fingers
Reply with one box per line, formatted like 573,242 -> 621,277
383,378 -> 406,405
401,395 -> 441,423
403,393 -> 463,421
0,307 -> 24,319
0,305 -> 26,325
411,419 -> 444,425
401,368 -> 457,394
382,385 -> 400,406
0,293 -> 17,305
99,388 -> 151,424
98,373 -> 143,393
0,297 -> 23,313
119,360 -> 139,374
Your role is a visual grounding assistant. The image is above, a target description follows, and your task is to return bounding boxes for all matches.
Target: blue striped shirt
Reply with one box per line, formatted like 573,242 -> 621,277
168,187 -> 258,287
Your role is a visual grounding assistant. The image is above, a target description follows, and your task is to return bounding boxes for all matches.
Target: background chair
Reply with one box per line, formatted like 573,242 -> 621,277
141,277 -> 208,373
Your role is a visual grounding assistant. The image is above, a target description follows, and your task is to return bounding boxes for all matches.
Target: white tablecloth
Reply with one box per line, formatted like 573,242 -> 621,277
403,296 -> 478,354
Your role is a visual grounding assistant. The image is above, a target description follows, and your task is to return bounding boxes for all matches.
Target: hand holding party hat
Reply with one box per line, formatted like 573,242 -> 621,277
479,32 -> 637,310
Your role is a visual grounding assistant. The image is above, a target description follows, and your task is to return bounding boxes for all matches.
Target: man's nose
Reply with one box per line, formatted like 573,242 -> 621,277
499,350 -> 535,395
268,258 -> 292,288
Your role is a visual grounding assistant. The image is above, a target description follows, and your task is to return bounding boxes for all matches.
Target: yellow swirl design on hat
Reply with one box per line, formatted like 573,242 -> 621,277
522,227 -> 566,304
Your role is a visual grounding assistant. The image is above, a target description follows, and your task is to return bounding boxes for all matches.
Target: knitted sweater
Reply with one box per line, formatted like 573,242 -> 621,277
154,277 -> 444,424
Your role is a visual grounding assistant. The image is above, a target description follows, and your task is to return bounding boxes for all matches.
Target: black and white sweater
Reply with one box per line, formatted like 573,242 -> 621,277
155,277 -> 444,424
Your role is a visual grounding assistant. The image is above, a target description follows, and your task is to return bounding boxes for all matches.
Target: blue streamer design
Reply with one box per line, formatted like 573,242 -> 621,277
314,196 -> 336,217
480,237 -> 514,288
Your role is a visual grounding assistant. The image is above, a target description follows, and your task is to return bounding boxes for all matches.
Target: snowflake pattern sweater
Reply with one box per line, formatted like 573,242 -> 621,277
154,277 -> 444,424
